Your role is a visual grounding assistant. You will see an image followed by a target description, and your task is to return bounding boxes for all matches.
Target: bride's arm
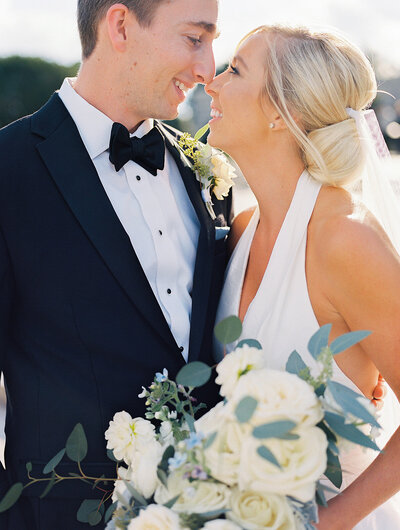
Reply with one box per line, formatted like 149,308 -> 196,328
314,214 -> 400,529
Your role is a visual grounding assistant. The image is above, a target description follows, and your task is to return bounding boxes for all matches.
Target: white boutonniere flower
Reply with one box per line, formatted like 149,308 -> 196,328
178,124 -> 237,220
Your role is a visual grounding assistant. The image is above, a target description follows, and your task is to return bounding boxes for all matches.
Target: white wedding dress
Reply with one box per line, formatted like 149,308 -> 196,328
215,170 -> 400,528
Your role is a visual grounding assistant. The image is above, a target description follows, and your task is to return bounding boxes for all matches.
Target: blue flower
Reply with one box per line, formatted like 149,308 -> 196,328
185,432 -> 205,449
168,452 -> 187,470
155,368 -> 169,383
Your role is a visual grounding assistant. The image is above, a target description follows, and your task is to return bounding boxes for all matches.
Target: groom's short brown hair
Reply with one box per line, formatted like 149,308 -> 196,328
78,0 -> 169,59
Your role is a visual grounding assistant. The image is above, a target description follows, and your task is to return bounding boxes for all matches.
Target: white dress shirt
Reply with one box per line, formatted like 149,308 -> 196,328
59,78 -> 200,361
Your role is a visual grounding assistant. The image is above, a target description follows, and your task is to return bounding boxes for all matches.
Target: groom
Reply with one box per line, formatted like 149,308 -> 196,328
0,0 -> 230,528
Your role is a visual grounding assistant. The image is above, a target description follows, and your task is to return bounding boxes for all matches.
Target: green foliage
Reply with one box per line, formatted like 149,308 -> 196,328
324,412 -> 380,452
330,330 -> 371,355
77,499 -> 104,526
0,483 -> 23,513
194,123 -> 210,142
235,396 -> 258,423
176,361 -> 212,388
256,445 -> 281,469
325,447 -> 342,489
66,423 -> 88,463
0,56 -> 79,128
327,381 -> 380,428
214,315 -> 242,346
236,338 -> 262,350
307,324 -> 332,360
252,420 -> 298,440
43,448 -> 66,474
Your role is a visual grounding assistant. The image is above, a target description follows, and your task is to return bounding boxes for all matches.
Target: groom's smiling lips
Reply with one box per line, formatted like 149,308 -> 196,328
174,79 -> 192,102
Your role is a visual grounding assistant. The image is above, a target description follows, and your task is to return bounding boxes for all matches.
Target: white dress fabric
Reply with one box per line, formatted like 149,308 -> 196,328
215,170 -> 400,528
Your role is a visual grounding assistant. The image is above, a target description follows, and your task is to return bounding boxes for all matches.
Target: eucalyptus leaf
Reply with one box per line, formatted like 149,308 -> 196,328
256,445 -> 281,468
315,384 -> 326,397
183,412 -> 196,433
237,339 -> 262,350
77,500 -> 103,524
159,445 -> 175,472
324,412 -> 380,451
66,423 -> 88,463
0,483 -> 24,513
164,494 -> 181,509
327,381 -> 380,428
26,462 -> 32,474
316,483 -> 328,507
330,330 -> 371,355
198,508 -> 229,518
40,472 -> 56,499
104,501 -> 118,523
252,420 -> 297,440
204,431 -> 217,450
235,396 -> 258,424
176,362 -> 212,388
88,510 -> 102,526
214,316 -> 242,345
194,123 -> 210,142
107,449 -> 119,462
286,350 -> 307,375
325,448 -> 342,488
308,324 -> 332,360
125,482 -> 148,506
157,468 -> 168,487
43,448 -> 66,474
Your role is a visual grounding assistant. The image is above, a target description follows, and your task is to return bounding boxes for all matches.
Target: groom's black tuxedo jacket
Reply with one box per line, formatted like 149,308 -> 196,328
0,94 -> 232,529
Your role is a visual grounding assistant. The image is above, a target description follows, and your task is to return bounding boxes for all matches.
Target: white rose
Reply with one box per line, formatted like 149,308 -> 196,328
130,440 -> 163,498
159,421 -> 175,447
215,346 -> 264,399
211,154 -> 236,200
228,369 -> 323,428
105,412 -> 158,466
195,402 -> 246,486
128,504 -> 182,530
201,520 -> 241,530
239,427 -> 328,503
155,472 -> 230,514
227,488 -> 295,530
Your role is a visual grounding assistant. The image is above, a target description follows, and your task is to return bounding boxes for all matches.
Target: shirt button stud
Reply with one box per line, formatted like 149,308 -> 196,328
167,288 -> 172,295
179,346 -> 184,352
136,175 -> 141,181
159,230 -> 163,236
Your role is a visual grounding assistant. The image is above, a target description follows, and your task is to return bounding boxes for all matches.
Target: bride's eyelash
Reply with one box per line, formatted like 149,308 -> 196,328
228,64 -> 239,75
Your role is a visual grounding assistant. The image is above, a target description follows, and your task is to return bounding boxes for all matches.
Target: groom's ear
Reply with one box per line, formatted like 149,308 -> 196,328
105,3 -> 136,53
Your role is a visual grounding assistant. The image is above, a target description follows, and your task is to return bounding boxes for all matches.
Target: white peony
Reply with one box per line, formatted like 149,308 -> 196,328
215,345 -> 264,399
210,153 -> 237,200
227,369 -> 323,428
201,520 -> 241,530
105,411 -> 158,466
227,488 -> 295,530
155,471 -> 231,514
128,504 -> 182,530
239,427 -> 328,503
195,402 -> 247,486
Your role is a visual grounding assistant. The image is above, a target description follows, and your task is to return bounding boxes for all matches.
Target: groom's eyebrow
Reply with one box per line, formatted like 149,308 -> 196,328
186,21 -> 220,38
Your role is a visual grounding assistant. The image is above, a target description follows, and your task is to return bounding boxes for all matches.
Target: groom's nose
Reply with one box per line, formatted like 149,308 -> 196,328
192,46 -> 216,85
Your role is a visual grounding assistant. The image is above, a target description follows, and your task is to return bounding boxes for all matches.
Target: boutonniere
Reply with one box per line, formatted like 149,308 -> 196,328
178,124 -> 237,220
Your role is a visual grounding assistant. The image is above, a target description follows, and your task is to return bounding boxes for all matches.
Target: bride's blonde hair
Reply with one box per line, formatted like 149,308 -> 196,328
240,26 -> 377,186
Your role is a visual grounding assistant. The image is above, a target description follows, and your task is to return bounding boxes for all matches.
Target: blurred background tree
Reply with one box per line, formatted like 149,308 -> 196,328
0,56 -> 78,128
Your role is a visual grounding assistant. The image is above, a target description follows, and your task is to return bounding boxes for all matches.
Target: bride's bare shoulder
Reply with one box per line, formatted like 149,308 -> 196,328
310,186 -> 398,273
228,206 -> 257,254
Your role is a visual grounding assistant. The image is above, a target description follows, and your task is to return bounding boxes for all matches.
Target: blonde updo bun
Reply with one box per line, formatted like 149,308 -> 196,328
240,26 -> 377,186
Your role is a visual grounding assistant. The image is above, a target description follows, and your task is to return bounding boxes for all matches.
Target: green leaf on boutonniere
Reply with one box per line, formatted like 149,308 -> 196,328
235,396 -> 258,423
194,123 -> 210,142
308,324 -> 332,360
43,448 -> 66,474
176,361 -> 212,388
327,381 -> 380,428
324,412 -> 380,451
256,445 -> 281,469
214,315 -> 242,345
330,330 -> 371,355
0,483 -> 24,513
237,339 -> 262,350
66,423 -> 88,463
252,420 -> 298,440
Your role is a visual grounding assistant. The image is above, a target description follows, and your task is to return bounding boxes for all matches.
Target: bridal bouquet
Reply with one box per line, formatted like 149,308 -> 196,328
103,317 -> 380,530
0,317 -> 380,529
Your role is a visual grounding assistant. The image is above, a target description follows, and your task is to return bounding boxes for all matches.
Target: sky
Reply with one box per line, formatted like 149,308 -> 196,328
1,0 -> 399,76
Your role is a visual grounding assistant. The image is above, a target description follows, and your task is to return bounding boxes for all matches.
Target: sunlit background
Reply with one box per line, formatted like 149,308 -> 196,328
0,0 -> 400,452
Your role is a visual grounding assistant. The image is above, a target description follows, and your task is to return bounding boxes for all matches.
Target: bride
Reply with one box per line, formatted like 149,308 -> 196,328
206,26 -> 400,528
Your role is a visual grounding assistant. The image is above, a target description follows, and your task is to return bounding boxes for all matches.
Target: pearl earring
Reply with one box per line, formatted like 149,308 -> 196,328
269,123 -> 275,129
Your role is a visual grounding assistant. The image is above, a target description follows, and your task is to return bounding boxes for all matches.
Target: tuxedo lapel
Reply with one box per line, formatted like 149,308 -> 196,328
32,95 -> 178,354
158,123 -> 216,362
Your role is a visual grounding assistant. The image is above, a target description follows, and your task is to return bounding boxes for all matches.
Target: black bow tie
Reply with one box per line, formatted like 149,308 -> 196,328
109,122 -> 165,175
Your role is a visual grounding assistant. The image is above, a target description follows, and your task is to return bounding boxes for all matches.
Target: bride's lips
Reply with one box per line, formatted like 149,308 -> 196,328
174,79 -> 190,102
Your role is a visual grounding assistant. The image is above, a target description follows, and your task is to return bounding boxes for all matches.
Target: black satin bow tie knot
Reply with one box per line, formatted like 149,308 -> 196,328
109,122 -> 165,175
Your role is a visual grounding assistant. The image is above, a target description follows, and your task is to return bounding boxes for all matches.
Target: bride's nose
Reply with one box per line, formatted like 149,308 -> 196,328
205,73 -> 223,97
